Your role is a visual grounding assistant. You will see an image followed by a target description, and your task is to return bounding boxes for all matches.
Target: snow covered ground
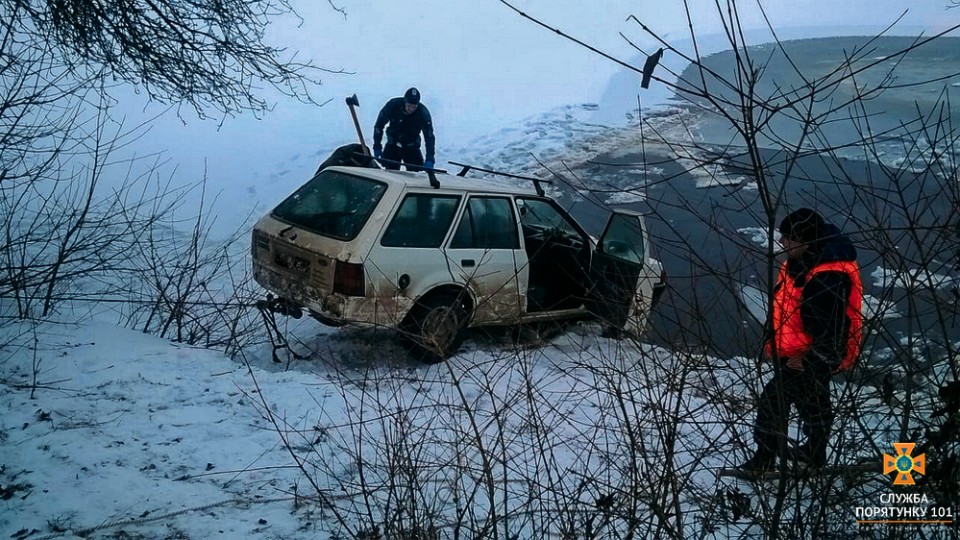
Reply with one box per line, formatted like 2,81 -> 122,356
3,285 -> 953,539
0,315 -> 729,538
0,313 -> 914,540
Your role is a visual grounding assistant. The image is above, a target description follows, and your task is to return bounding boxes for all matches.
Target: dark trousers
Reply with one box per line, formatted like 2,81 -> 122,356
754,366 -> 834,465
383,143 -> 424,171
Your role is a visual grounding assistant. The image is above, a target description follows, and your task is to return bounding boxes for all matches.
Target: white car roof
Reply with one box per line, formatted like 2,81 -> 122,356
323,166 -> 543,197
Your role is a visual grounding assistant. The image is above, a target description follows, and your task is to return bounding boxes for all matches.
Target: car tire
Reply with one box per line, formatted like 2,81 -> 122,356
400,293 -> 468,363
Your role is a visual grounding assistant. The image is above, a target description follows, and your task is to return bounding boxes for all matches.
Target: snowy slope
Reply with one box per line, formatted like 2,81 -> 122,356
0,318 -> 721,538
1,322 -> 303,538
3,305 -> 937,539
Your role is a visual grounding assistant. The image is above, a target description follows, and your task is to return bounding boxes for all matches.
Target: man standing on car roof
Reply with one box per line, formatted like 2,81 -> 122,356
372,87 -> 436,172
738,208 -> 863,475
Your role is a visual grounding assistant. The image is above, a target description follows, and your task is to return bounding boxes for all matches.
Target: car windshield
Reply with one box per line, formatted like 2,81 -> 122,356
271,170 -> 387,240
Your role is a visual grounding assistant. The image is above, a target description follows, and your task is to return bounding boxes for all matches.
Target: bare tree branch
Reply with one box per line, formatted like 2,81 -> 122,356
2,0 -> 348,117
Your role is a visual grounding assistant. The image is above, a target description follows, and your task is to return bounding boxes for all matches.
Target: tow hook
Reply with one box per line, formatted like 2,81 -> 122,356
256,294 -> 303,319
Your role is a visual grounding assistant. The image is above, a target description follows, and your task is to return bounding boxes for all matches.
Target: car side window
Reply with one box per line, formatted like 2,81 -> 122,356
600,213 -> 645,264
515,198 -> 580,237
450,196 -> 520,250
381,194 -> 461,248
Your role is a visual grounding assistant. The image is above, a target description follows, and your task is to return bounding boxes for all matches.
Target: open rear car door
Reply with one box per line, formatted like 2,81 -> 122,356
585,210 -> 664,337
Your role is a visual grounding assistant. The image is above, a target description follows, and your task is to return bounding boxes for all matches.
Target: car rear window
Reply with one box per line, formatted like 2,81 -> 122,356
271,170 -> 387,240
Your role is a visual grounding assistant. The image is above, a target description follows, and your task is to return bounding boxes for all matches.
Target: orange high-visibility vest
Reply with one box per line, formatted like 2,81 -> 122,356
768,260 -> 863,372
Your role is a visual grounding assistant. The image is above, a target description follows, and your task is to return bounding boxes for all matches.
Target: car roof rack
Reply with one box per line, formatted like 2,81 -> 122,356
448,161 -> 552,197
352,152 -> 445,188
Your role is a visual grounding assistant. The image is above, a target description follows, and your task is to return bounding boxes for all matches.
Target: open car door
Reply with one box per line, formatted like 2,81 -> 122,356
585,210 -> 663,337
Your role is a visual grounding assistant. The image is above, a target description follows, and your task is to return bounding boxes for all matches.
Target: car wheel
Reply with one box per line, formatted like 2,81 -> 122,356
401,294 -> 468,363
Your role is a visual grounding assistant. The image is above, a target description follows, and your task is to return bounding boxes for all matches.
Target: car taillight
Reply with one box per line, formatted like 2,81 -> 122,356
333,260 -> 365,296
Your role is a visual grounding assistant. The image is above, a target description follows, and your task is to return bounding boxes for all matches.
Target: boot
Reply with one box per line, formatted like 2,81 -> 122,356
737,452 -> 775,476
786,443 -> 826,468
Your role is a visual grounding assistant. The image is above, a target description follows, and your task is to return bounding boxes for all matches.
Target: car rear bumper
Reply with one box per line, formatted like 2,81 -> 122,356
254,263 -> 412,327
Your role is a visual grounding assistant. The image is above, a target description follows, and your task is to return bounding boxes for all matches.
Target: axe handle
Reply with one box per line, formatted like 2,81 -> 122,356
347,104 -> 370,156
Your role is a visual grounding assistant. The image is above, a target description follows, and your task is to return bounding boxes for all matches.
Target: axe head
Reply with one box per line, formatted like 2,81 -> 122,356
345,94 -> 360,107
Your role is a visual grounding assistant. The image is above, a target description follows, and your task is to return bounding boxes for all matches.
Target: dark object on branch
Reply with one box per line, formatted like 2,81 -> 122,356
881,373 -> 896,407
641,47 -> 663,89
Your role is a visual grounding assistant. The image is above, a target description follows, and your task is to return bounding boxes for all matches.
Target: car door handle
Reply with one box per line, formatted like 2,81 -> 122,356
461,259 -> 475,267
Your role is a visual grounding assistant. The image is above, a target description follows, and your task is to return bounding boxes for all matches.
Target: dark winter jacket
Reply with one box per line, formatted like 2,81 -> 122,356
372,98 -> 435,162
783,224 -> 858,373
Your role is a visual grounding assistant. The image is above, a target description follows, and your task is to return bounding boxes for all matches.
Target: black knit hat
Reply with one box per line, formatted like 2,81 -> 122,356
779,208 -> 827,244
404,87 -> 420,105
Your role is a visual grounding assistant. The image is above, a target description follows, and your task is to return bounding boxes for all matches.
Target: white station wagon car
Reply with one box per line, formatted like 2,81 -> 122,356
252,163 -> 666,361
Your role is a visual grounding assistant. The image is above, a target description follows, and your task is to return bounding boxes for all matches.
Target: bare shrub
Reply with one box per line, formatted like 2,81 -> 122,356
117,180 -> 264,355
2,0 -> 342,117
0,0 -> 312,353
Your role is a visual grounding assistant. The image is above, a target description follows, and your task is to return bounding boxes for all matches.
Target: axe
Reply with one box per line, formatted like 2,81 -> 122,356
345,94 -> 370,155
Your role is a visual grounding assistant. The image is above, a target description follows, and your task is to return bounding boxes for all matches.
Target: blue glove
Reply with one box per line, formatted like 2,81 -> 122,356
373,145 -> 383,159
424,160 -> 434,170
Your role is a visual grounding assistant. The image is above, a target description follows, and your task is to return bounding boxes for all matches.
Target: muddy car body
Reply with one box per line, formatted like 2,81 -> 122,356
252,165 -> 666,360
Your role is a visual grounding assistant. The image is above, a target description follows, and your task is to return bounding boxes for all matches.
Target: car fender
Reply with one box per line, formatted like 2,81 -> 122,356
408,282 -> 478,326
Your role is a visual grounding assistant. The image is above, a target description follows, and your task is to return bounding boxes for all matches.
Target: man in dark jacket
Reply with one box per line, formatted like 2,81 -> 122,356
739,208 -> 863,473
372,88 -> 436,171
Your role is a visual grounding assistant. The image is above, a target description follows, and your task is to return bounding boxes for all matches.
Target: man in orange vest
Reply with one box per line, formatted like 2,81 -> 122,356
739,208 -> 863,474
